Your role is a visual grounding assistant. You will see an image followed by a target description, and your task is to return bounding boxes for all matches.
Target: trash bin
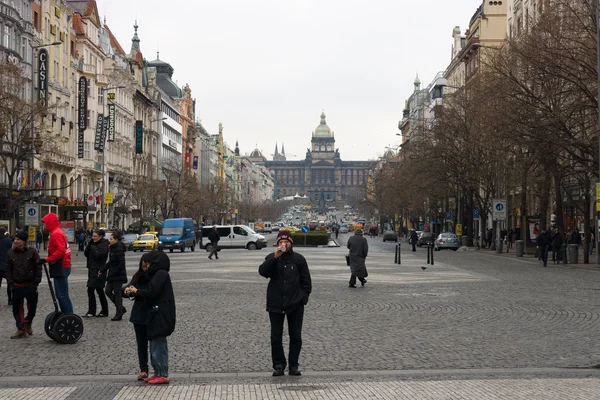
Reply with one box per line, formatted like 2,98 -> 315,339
461,236 -> 468,247
496,239 -> 503,254
515,240 -> 524,257
567,244 -> 578,264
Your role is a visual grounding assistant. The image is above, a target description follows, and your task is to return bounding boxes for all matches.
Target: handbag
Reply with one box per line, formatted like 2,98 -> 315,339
49,258 -> 64,278
345,254 -> 350,266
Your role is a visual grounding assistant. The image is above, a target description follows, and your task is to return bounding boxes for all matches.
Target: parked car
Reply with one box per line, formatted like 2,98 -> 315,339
417,232 -> 435,247
122,233 -> 139,251
339,225 -> 349,234
132,233 -> 159,252
382,230 -> 398,242
271,224 -> 281,232
434,232 -> 460,251
284,226 -> 301,233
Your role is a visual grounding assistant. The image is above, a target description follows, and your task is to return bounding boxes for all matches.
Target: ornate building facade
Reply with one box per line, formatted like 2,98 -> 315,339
251,112 -> 371,207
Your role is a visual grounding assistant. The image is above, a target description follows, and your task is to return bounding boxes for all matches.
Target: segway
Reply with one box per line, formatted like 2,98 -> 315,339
42,263 -> 84,344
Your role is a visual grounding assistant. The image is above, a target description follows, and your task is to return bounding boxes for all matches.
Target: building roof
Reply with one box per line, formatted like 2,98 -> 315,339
313,111 -> 333,138
104,25 -> 126,55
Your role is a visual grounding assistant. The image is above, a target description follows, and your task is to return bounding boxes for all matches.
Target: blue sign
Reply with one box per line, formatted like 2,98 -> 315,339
445,212 -> 454,220
473,209 -> 480,219
301,226 -> 309,234
495,203 -> 504,211
135,121 -> 143,154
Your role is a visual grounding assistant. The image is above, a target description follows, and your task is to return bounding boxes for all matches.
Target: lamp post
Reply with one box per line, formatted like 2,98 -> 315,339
148,117 -> 167,180
596,0 -> 600,264
99,86 -> 125,227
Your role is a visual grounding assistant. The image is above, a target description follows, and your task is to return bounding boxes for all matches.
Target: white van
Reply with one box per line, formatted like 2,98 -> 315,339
264,221 -> 272,234
201,225 -> 267,251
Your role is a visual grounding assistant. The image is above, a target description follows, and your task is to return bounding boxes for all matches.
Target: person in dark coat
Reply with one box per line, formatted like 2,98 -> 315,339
6,230 -> 41,338
78,231 -> 86,252
536,229 -> 549,267
102,231 -> 128,321
207,226 -> 220,260
259,230 -> 312,377
0,226 -> 13,306
84,229 -> 109,317
347,229 -> 368,288
551,227 -> 563,264
571,228 -> 581,246
410,229 -> 419,252
126,250 -> 175,385
122,257 -> 152,381
35,230 -> 43,252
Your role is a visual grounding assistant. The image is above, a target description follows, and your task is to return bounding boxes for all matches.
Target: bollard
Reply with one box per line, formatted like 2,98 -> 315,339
430,242 -> 434,265
515,240 -> 524,257
395,244 -> 398,264
561,243 -> 568,265
398,242 -> 401,264
567,244 -> 578,264
427,243 -> 431,264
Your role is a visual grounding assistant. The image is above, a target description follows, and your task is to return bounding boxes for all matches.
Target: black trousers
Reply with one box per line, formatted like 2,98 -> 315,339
105,281 -> 124,315
208,242 -> 219,259
349,275 -> 366,286
87,287 -> 108,315
0,270 -> 12,303
412,243 -> 416,252
12,285 -> 38,330
134,323 -> 149,373
269,305 -> 304,369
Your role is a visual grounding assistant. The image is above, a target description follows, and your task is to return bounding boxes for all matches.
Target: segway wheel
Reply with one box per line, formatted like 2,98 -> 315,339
44,311 -> 60,341
53,314 -> 84,344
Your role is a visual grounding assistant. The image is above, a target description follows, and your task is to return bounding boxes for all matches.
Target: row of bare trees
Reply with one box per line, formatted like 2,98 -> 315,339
372,0 -> 599,262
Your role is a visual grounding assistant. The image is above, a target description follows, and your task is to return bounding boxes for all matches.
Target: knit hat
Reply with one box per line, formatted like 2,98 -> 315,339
15,230 -> 28,242
277,230 -> 294,245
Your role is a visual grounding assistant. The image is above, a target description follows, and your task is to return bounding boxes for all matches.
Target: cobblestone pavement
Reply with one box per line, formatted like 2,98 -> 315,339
1,233 -> 600,397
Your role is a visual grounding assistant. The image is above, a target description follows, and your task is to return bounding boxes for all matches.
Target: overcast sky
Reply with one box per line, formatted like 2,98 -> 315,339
98,0 -> 483,161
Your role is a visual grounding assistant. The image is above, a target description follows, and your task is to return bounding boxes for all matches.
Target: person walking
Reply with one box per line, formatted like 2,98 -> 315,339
410,229 -> 418,252
0,226 -> 13,306
207,226 -> 220,260
571,228 -> 581,248
551,227 -> 563,264
78,230 -> 86,252
589,227 -> 595,256
122,257 -> 152,381
84,229 -> 109,318
6,231 -> 41,338
35,230 -> 42,253
347,228 -> 368,288
258,230 -> 312,377
40,213 -> 73,314
126,251 -> 176,385
487,229 -> 493,250
536,229 -> 549,267
102,231 -> 128,321
335,226 -> 339,239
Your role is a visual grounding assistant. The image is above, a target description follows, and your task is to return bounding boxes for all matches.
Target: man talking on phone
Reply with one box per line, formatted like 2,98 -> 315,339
259,230 -> 312,377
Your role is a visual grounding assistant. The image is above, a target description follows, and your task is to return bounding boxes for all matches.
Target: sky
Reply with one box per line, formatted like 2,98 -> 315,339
98,0 -> 484,161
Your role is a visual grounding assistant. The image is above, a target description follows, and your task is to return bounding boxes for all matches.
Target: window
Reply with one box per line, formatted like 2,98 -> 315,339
98,88 -> 104,106
3,26 -> 10,48
34,11 -> 39,30
84,142 -> 91,159
233,227 -> 247,236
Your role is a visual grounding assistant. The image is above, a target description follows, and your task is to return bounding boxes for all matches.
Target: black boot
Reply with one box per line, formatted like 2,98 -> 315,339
272,366 -> 284,377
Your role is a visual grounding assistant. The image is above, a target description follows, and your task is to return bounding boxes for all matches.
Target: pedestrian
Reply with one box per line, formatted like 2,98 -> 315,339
207,226 -> 220,260
35,230 -> 42,253
551,227 -> 563,264
537,229 -> 549,267
6,230 -> 41,339
42,229 -> 49,250
508,228 -> 514,249
335,226 -> 339,239
125,250 -> 176,385
487,229 -> 493,249
102,231 -> 128,321
122,256 -> 152,381
347,228 -> 368,288
40,213 -> 73,314
0,226 -> 13,306
83,229 -> 109,318
258,230 -> 312,377
571,228 -> 581,247
78,231 -> 86,252
589,227 -> 595,256
410,229 -> 418,252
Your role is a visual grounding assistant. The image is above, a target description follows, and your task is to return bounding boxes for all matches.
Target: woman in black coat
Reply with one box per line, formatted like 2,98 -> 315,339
126,250 -> 175,385
102,231 -> 128,321
84,229 -> 109,317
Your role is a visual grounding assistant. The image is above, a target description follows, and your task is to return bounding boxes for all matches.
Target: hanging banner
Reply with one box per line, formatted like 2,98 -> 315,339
185,152 -> 190,167
94,114 -> 104,151
99,116 -> 108,152
107,104 -> 115,142
135,121 -> 143,154
193,155 -> 198,169
78,77 -> 87,131
37,49 -> 48,105
78,131 -> 84,158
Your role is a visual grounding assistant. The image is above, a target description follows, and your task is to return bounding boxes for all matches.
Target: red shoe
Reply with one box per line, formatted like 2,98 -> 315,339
143,375 -> 157,382
148,376 -> 170,385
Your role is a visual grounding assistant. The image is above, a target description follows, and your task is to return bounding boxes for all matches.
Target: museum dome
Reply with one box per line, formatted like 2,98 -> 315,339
313,112 -> 333,138
250,148 -> 265,159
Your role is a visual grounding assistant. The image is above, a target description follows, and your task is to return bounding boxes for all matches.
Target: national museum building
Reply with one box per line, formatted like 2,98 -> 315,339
249,112 -> 371,204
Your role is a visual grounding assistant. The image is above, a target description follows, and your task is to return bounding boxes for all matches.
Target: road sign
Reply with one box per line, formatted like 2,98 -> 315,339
24,203 -> 39,226
492,199 -> 507,221
301,226 -> 309,234
104,192 -> 113,204
456,224 -> 463,236
28,226 -> 36,241
473,209 -> 480,219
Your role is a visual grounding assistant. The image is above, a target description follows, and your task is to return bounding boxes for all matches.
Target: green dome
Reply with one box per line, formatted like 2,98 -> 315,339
313,112 -> 333,138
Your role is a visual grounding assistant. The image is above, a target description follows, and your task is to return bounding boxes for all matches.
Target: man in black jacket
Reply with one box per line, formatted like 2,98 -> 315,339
207,226 -> 220,260
551,227 -> 564,264
259,230 -> 312,377
6,230 -> 41,338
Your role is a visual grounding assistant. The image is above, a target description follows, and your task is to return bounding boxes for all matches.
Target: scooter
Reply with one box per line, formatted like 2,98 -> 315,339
42,263 -> 84,344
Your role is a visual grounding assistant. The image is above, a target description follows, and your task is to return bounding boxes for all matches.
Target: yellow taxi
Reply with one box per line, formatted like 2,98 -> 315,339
283,226 -> 301,233
132,233 -> 159,252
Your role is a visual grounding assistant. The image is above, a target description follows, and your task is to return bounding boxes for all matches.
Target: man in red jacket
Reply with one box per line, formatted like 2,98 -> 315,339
40,213 -> 73,313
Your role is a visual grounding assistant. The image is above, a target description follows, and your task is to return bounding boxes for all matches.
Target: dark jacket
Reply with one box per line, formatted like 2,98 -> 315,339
122,277 -> 151,325
134,251 -> 176,339
208,230 -> 220,243
551,231 -> 564,249
103,241 -> 128,283
0,236 -> 13,271
571,230 -> 581,245
258,247 -> 312,314
6,246 -> 41,286
36,231 -> 43,244
84,238 -> 109,288
347,231 -> 368,278
537,231 -> 549,248
410,230 -> 418,244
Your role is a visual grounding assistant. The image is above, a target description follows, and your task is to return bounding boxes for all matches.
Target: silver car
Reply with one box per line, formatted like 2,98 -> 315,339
434,233 -> 460,251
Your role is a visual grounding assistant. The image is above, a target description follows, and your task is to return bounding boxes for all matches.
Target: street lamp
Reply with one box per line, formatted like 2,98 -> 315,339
148,117 -> 167,180
99,85 -> 125,227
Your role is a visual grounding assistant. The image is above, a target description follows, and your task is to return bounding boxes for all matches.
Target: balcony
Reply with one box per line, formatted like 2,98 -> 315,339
79,63 -> 96,77
40,151 -> 75,169
96,74 -> 108,87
